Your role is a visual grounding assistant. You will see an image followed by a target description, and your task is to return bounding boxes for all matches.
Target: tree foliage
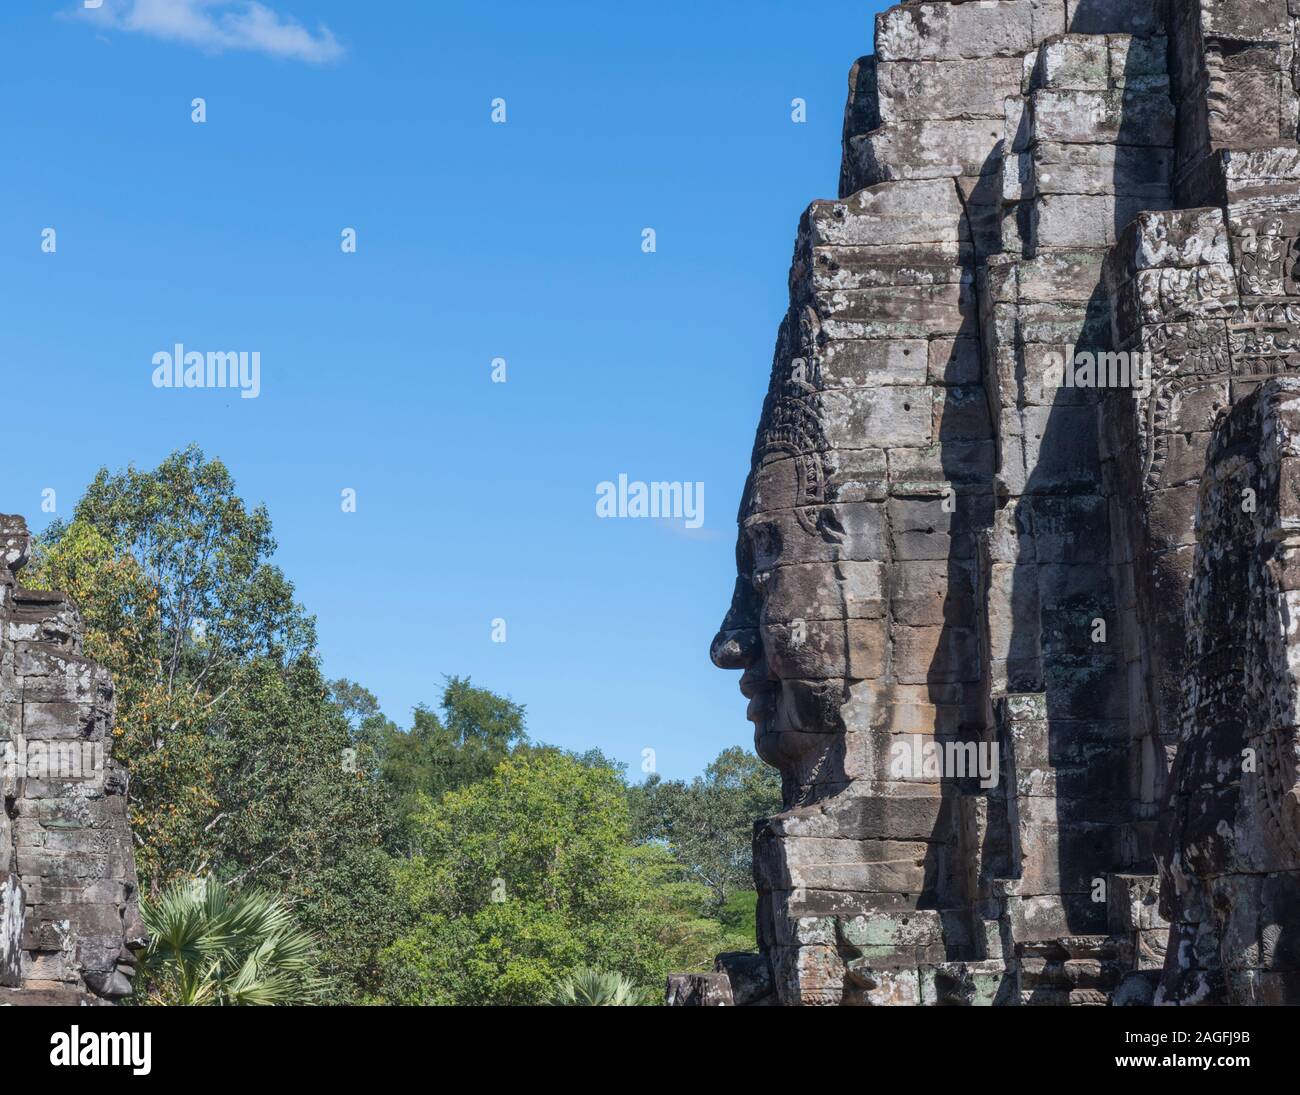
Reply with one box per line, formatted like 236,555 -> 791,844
31,446 -> 772,1006
69,444 -> 313,675
372,751 -> 697,1004
31,448 -> 396,1002
628,745 -> 781,907
363,676 -> 527,851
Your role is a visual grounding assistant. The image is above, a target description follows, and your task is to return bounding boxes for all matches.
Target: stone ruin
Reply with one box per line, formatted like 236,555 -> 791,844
678,0 -> 1300,1005
0,516 -> 143,1004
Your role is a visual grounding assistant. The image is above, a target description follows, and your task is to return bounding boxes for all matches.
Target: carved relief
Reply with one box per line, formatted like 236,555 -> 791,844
673,0 -> 1300,1008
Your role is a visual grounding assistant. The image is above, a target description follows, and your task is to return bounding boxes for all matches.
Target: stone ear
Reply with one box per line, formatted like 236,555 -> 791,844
816,507 -> 846,545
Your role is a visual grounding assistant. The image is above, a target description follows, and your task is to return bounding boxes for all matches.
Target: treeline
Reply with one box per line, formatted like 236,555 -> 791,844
30,446 -> 779,1004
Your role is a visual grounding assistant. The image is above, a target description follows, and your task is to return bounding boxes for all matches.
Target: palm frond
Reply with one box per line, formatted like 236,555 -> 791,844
137,875 -> 322,1005
548,968 -> 645,1006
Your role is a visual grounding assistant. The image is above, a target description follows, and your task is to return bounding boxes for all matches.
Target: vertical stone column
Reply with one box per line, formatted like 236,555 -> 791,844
1169,0 -> 1298,206
979,15 -> 1175,1003
692,0 -> 1300,1006
1157,378 -> 1300,1004
712,0 -> 1067,1005
0,515 -> 143,1004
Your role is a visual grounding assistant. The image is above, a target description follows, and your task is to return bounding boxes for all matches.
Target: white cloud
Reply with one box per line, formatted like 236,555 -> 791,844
77,0 -> 344,64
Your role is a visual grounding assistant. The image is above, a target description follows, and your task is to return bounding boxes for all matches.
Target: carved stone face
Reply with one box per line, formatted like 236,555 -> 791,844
711,455 -> 855,807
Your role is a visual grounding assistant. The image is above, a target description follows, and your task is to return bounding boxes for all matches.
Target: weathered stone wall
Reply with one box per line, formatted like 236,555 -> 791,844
1156,378 -> 1300,1004
681,0 -> 1300,1006
0,515 -> 142,1005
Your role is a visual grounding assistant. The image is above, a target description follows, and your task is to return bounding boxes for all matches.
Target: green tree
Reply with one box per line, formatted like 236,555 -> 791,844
28,520 -> 220,883
627,842 -> 754,971
32,447 -> 399,1002
31,444 -> 770,1005
31,446 -> 315,882
329,678 -> 388,737
375,676 -> 527,846
210,657 -> 399,998
628,746 -> 781,908
68,444 -> 314,674
372,750 -> 685,1005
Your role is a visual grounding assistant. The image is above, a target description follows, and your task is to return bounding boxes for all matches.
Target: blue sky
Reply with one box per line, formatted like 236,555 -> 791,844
0,0 -> 887,780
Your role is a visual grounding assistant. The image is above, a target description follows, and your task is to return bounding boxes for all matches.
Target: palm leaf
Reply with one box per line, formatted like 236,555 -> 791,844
138,876 -> 322,1005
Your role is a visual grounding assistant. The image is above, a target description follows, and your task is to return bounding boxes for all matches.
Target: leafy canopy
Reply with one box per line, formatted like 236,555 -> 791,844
628,745 -> 781,906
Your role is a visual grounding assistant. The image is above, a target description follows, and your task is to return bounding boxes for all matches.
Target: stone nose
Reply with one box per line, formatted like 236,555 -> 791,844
712,577 -> 760,669
711,625 -> 759,670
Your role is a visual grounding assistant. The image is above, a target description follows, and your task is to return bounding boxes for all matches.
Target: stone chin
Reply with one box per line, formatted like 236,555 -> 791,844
747,677 -> 849,805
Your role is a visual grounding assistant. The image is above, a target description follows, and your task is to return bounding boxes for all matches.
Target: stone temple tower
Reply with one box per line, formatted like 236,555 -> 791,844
672,0 -> 1300,1005
0,515 -> 143,1004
